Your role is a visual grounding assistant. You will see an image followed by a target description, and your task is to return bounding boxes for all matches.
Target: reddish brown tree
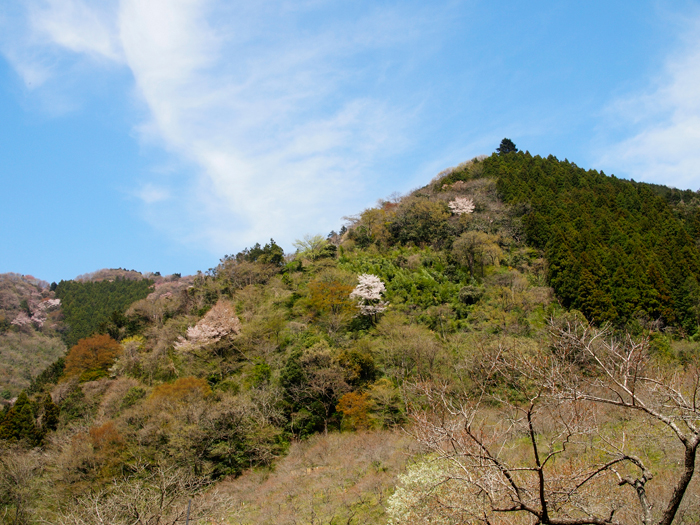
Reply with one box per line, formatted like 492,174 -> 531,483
64,334 -> 122,380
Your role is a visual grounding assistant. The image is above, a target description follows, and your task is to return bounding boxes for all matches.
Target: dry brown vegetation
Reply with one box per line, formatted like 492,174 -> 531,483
399,320 -> 700,525
219,430 -> 417,524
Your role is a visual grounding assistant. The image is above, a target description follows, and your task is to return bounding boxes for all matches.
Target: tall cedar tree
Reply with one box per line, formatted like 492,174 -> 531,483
0,391 -> 42,446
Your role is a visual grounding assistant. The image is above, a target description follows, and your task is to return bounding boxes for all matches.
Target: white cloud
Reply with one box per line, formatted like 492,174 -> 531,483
0,0 -> 122,89
2,0 -> 426,252
599,17 -> 700,191
29,0 -> 123,61
135,183 -> 170,204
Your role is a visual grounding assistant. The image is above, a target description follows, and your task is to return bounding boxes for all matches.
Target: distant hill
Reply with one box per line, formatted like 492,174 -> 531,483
54,270 -> 168,347
0,274 -> 65,398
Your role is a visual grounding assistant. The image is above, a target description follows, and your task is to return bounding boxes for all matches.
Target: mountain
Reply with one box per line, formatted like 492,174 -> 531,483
2,148 -> 700,524
0,273 -> 65,399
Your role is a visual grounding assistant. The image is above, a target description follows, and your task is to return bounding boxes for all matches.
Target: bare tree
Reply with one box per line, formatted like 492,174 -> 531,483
401,320 -> 700,525
0,446 -> 42,525
52,463 -> 229,525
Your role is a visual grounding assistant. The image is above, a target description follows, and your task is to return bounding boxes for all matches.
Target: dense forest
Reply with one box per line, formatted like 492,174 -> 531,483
486,153 -> 700,331
1,145 -> 700,525
54,277 -> 155,347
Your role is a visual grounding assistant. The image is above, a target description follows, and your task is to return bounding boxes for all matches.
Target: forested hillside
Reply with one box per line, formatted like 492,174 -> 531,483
54,276 -> 155,347
0,274 -> 65,398
2,146 -> 700,525
486,153 -> 700,331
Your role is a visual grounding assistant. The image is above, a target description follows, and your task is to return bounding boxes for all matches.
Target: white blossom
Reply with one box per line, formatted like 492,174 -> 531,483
349,274 -> 389,317
448,197 -> 475,215
386,459 -> 453,525
175,299 -> 242,350
349,274 -> 385,301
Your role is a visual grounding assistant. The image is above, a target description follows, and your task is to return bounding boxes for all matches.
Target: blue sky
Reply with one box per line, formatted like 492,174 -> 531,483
1,0 -> 699,283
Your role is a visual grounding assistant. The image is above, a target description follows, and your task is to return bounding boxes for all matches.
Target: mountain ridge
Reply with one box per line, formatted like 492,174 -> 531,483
2,145 -> 700,524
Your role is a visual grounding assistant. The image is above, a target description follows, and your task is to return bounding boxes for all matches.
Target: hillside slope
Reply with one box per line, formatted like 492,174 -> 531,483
0,274 -> 65,398
2,149 -> 700,524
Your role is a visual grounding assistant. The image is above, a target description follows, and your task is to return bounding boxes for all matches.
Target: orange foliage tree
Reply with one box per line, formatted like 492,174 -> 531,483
64,334 -> 123,381
308,280 -> 355,317
336,391 -> 372,430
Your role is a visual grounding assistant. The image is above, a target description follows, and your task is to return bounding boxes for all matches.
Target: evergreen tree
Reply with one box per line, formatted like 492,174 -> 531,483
497,138 -> 518,155
0,391 -> 42,446
41,394 -> 60,433
488,152 -> 700,330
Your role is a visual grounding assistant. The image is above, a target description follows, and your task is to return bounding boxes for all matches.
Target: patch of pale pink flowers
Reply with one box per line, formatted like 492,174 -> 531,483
349,274 -> 389,317
448,197 -> 475,215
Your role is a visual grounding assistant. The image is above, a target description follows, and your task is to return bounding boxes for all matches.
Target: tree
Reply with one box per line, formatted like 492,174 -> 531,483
282,342 -> 350,435
293,234 -> 332,261
0,392 -> 42,446
452,231 -> 502,278
174,299 -> 242,351
497,138 -> 518,155
336,391 -> 372,430
308,277 -> 356,335
53,463 -> 229,525
40,393 -> 59,433
0,446 -> 42,525
448,197 -> 475,215
235,238 -> 285,266
404,319 -> 700,525
388,199 -> 452,247
349,274 -> 389,321
64,334 -> 123,381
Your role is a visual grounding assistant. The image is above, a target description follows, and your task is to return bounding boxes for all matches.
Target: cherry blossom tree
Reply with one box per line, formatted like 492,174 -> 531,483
448,197 -> 475,215
175,299 -> 242,350
349,274 -> 389,320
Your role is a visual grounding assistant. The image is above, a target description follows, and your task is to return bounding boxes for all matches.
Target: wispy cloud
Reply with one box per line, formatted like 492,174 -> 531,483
598,15 -> 700,191
2,0 -> 436,252
135,183 -> 170,204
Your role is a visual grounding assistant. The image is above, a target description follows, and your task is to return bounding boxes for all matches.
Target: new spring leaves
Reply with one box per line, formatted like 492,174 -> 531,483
350,274 -> 389,318
345,194 -> 472,318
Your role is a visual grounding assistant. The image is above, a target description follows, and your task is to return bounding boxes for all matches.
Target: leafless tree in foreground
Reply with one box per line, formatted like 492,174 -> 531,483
403,320 -> 700,525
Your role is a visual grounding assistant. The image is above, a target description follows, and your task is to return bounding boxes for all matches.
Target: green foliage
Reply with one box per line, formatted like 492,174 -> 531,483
488,152 -> 700,331
55,277 -> 153,347
496,137 -> 518,155
340,248 -> 470,321
387,199 -> 452,247
294,234 -> 335,261
41,394 -> 60,433
0,392 -> 42,446
120,386 -> 146,410
251,361 -> 271,387
58,382 -> 88,425
234,238 -> 285,266
10,150 -> 700,523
